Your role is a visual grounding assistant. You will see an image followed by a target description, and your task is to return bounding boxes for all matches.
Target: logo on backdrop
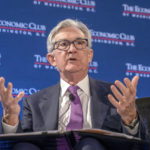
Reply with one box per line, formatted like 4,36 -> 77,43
89,61 -> 98,74
33,0 -> 96,12
90,29 -> 135,47
33,54 -> 98,73
34,54 -> 57,70
0,20 -> 46,37
122,4 -> 150,20
125,63 -> 150,78
12,87 -> 39,98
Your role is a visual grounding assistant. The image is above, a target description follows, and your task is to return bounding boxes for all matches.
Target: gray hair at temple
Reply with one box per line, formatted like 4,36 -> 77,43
47,19 -> 92,53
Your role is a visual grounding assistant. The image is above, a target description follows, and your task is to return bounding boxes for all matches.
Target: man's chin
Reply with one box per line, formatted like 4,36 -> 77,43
65,67 -> 82,73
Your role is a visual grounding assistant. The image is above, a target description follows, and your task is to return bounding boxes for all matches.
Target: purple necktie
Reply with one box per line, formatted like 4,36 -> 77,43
66,86 -> 83,130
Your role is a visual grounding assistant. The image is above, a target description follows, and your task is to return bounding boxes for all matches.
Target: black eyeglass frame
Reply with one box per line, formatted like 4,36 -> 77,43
53,38 -> 88,51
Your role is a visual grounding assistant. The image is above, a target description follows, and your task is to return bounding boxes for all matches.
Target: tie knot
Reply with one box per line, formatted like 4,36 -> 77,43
68,86 -> 79,94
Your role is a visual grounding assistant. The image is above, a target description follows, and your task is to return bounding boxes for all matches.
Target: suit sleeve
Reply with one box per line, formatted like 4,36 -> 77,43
19,98 -> 33,132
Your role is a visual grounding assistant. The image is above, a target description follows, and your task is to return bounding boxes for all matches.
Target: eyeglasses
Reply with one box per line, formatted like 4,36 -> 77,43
53,38 -> 88,51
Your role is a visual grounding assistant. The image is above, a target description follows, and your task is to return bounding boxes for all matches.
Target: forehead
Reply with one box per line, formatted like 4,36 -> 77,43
54,27 -> 85,41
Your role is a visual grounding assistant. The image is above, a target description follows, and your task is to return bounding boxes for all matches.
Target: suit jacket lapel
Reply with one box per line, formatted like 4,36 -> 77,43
89,77 -> 110,129
39,83 -> 60,130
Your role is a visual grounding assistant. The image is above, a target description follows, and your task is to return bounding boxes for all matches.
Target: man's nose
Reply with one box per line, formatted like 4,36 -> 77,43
68,43 -> 77,52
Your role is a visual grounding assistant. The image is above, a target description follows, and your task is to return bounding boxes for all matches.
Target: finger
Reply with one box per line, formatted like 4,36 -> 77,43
6,82 -> 13,97
132,75 -> 139,89
110,85 -> 124,103
108,94 -> 120,109
15,92 -> 24,103
0,77 -> 5,93
124,76 -> 138,95
114,80 -> 128,96
123,78 -> 135,95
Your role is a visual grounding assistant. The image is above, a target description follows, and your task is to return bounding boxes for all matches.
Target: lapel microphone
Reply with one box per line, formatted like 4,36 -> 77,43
69,93 -> 75,101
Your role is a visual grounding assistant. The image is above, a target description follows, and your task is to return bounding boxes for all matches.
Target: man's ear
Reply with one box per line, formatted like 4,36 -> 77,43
46,53 -> 56,66
88,49 -> 93,63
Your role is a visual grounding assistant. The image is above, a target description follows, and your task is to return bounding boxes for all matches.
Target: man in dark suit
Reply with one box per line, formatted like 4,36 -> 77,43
0,19 -> 148,150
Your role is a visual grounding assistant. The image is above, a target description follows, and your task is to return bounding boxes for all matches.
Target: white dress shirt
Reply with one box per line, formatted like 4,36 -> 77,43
58,75 -> 91,131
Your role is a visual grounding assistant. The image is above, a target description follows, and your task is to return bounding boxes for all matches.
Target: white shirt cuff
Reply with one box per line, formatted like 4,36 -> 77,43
2,121 -> 19,134
123,118 -> 139,135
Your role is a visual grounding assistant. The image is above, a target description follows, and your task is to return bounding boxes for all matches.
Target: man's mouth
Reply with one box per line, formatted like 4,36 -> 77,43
68,58 -> 77,61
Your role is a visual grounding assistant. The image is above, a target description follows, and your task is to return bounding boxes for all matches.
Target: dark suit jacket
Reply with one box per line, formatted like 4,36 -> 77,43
18,77 -> 147,140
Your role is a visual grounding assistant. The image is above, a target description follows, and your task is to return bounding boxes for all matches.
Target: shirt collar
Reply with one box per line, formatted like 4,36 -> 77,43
60,75 -> 90,97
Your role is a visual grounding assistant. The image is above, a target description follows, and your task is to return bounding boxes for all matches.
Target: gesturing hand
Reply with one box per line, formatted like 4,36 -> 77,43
108,76 -> 139,126
0,77 -> 24,125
